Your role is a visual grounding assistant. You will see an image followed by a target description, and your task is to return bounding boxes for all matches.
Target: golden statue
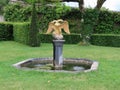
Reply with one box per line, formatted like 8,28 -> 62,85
46,19 -> 70,40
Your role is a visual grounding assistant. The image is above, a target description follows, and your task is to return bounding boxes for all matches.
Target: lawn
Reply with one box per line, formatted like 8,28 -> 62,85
0,41 -> 120,90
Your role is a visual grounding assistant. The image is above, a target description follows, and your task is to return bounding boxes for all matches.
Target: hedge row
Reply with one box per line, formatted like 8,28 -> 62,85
39,34 -> 81,44
0,22 -> 120,47
0,22 -> 13,41
39,34 -> 120,47
90,34 -> 120,47
13,22 -> 30,45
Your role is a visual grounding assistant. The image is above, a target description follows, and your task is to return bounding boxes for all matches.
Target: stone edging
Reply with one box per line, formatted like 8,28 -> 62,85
13,58 -> 99,73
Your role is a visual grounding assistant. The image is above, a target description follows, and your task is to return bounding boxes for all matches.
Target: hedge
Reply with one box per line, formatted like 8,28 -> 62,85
4,3 -> 32,22
39,34 -> 81,44
90,34 -> 120,47
1,22 -> 120,47
4,4 -> 120,34
0,22 -> 13,41
63,8 -> 120,34
39,34 -> 120,47
13,22 -> 30,45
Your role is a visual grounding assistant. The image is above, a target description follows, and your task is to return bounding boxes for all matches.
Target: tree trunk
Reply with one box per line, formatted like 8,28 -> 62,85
78,0 -> 84,13
95,0 -> 106,10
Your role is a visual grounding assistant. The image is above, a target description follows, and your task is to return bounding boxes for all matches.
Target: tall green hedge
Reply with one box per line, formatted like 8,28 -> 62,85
4,4 -> 120,34
63,8 -> 120,34
3,3 -> 71,32
0,22 -> 13,41
13,22 -> 30,45
29,3 -> 40,47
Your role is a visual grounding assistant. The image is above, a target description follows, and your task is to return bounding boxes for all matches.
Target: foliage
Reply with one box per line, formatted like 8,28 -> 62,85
0,0 -> 9,14
1,21 -> 120,47
63,8 -> 120,34
79,8 -> 99,45
86,9 -> 120,34
38,3 -> 71,32
24,0 -> 37,3
0,22 -> 13,41
39,34 -> 81,44
3,3 -> 120,34
63,8 -> 100,45
29,3 -> 40,47
0,0 -> 8,5
13,22 -> 30,45
24,0 -> 44,3
39,34 -> 120,47
3,2 -> 70,32
24,0 -> 61,3
94,10 -> 114,34
90,34 -> 120,47
3,3 -> 32,21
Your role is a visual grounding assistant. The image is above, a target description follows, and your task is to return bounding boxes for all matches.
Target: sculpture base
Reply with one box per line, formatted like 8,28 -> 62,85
53,40 -> 65,70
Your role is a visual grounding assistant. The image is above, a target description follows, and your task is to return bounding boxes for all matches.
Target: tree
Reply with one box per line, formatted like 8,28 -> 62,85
95,0 -> 106,10
29,2 -> 40,47
77,0 -> 106,45
0,0 -> 9,14
37,0 -> 107,45
25,0 -> 107,45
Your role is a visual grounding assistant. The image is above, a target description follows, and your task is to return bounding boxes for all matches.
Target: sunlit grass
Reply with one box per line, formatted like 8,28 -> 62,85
0,41 -> 120,90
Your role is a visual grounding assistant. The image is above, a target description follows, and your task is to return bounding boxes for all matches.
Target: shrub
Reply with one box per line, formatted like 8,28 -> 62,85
3,3 -> 32,22
0,0 -> 9,14
29,3 -> 40,47
0,22 -> 13,41
90,34 -> 120,47
13,22 -> 30,45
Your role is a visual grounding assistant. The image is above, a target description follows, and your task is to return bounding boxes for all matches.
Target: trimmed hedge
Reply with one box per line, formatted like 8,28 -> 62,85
29,3 -> 40,47
0,22 -> 13,41
13,22 -> 30,45
1,22 -> 120,47
39,34 -> 81,44
39,34 -> 120,47
90,34 -> 120,47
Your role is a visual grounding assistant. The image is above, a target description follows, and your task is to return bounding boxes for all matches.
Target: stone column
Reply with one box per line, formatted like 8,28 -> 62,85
52,40 -> 65,70
0,15 -> 4,22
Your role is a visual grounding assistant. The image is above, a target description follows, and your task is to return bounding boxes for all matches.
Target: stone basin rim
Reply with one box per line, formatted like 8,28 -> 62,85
13,57 -> 99,73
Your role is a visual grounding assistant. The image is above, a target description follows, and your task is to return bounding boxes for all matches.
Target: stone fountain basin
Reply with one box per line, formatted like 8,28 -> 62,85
13,58 -> 99,73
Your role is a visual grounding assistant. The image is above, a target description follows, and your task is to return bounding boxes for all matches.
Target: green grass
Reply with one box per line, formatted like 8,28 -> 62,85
0,41 -> 120,90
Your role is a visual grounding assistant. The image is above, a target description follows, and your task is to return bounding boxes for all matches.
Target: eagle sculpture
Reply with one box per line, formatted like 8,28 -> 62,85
46,19 -> 70,40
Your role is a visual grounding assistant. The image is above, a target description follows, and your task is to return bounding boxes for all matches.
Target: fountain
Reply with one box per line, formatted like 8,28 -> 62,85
53,39 -> 65,70
13,19 -> 99,73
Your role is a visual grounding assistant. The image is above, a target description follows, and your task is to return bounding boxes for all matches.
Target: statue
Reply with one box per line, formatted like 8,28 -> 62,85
46,19 -> 70,40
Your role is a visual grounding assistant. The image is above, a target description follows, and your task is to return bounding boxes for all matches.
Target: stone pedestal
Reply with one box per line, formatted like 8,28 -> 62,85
52,40 -> 65,70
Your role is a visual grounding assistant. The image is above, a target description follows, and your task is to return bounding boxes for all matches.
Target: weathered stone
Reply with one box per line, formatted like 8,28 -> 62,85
53,39 -> 65,69
13,58 -> 99,73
